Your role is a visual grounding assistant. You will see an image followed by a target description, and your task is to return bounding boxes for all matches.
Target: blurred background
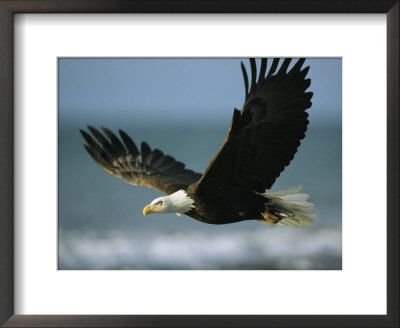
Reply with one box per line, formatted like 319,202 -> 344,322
58,58 -> 342,270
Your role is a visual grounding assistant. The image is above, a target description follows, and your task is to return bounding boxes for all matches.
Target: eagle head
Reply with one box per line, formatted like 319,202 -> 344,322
143,190 -> 194,216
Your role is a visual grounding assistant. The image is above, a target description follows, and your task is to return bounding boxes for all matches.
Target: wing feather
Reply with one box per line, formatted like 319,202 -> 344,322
241,61 -> 249,98
101,127 -> 126,156
118,130 -> 139,156
267,58 -> 280,77
81,127 -> 202,195
198,58 -> 313,192
249,58 -> 257,91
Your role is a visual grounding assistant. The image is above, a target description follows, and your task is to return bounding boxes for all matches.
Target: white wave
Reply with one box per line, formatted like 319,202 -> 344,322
59,227 -> 342,270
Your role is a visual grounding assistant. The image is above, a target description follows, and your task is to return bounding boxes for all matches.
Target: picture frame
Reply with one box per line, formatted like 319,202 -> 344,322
0,0 -> 398,327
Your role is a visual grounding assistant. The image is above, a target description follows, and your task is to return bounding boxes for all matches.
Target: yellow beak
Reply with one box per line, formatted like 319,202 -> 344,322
143,204 -> 154,216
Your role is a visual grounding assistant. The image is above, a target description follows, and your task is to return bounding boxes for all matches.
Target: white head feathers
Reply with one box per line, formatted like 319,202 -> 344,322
146,190 -> 195,215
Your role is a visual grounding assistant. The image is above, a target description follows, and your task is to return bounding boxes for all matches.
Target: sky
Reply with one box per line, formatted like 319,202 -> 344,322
58,58 -> 341,128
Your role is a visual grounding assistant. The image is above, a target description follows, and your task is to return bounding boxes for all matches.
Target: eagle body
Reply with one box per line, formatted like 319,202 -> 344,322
185,183 -> 267,224
81,58 -> 316,227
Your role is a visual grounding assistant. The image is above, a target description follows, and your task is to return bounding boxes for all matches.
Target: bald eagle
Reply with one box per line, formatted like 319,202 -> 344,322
80,58 -> 316,227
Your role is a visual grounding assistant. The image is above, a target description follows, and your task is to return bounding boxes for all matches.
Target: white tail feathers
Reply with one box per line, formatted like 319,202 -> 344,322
260,185 -> 316,228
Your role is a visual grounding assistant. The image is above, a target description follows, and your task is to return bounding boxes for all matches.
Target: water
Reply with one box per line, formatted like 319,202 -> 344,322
58,122 -> 342,270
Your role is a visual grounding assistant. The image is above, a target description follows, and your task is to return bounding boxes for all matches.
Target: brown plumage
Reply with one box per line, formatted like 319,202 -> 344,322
81,58 -> 316,227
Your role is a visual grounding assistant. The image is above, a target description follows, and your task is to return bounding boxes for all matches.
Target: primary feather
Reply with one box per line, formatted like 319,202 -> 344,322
80,126 -> 202,195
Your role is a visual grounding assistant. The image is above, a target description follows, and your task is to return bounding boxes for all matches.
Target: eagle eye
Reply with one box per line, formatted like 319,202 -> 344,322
156,201 -> 163,206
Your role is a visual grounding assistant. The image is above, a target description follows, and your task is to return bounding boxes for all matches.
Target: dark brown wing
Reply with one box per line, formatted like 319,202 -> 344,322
80,126 -> 202,195
197,58 -> 312,193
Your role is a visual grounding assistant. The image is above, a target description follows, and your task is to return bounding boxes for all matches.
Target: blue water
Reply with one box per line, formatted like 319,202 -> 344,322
58,122 -> 342,270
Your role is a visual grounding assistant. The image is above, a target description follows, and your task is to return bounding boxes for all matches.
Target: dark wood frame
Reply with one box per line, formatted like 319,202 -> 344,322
0,1 -> 398,327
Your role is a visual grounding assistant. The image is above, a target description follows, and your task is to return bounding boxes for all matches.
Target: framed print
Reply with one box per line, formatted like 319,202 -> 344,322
0,1 -> 398,327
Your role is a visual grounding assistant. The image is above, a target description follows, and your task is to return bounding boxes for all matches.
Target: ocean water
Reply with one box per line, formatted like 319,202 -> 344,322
58,122 -> 342,270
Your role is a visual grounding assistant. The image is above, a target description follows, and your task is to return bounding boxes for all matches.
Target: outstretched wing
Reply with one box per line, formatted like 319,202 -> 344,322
198,58 -> 312,193
80,126 -> 202,195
